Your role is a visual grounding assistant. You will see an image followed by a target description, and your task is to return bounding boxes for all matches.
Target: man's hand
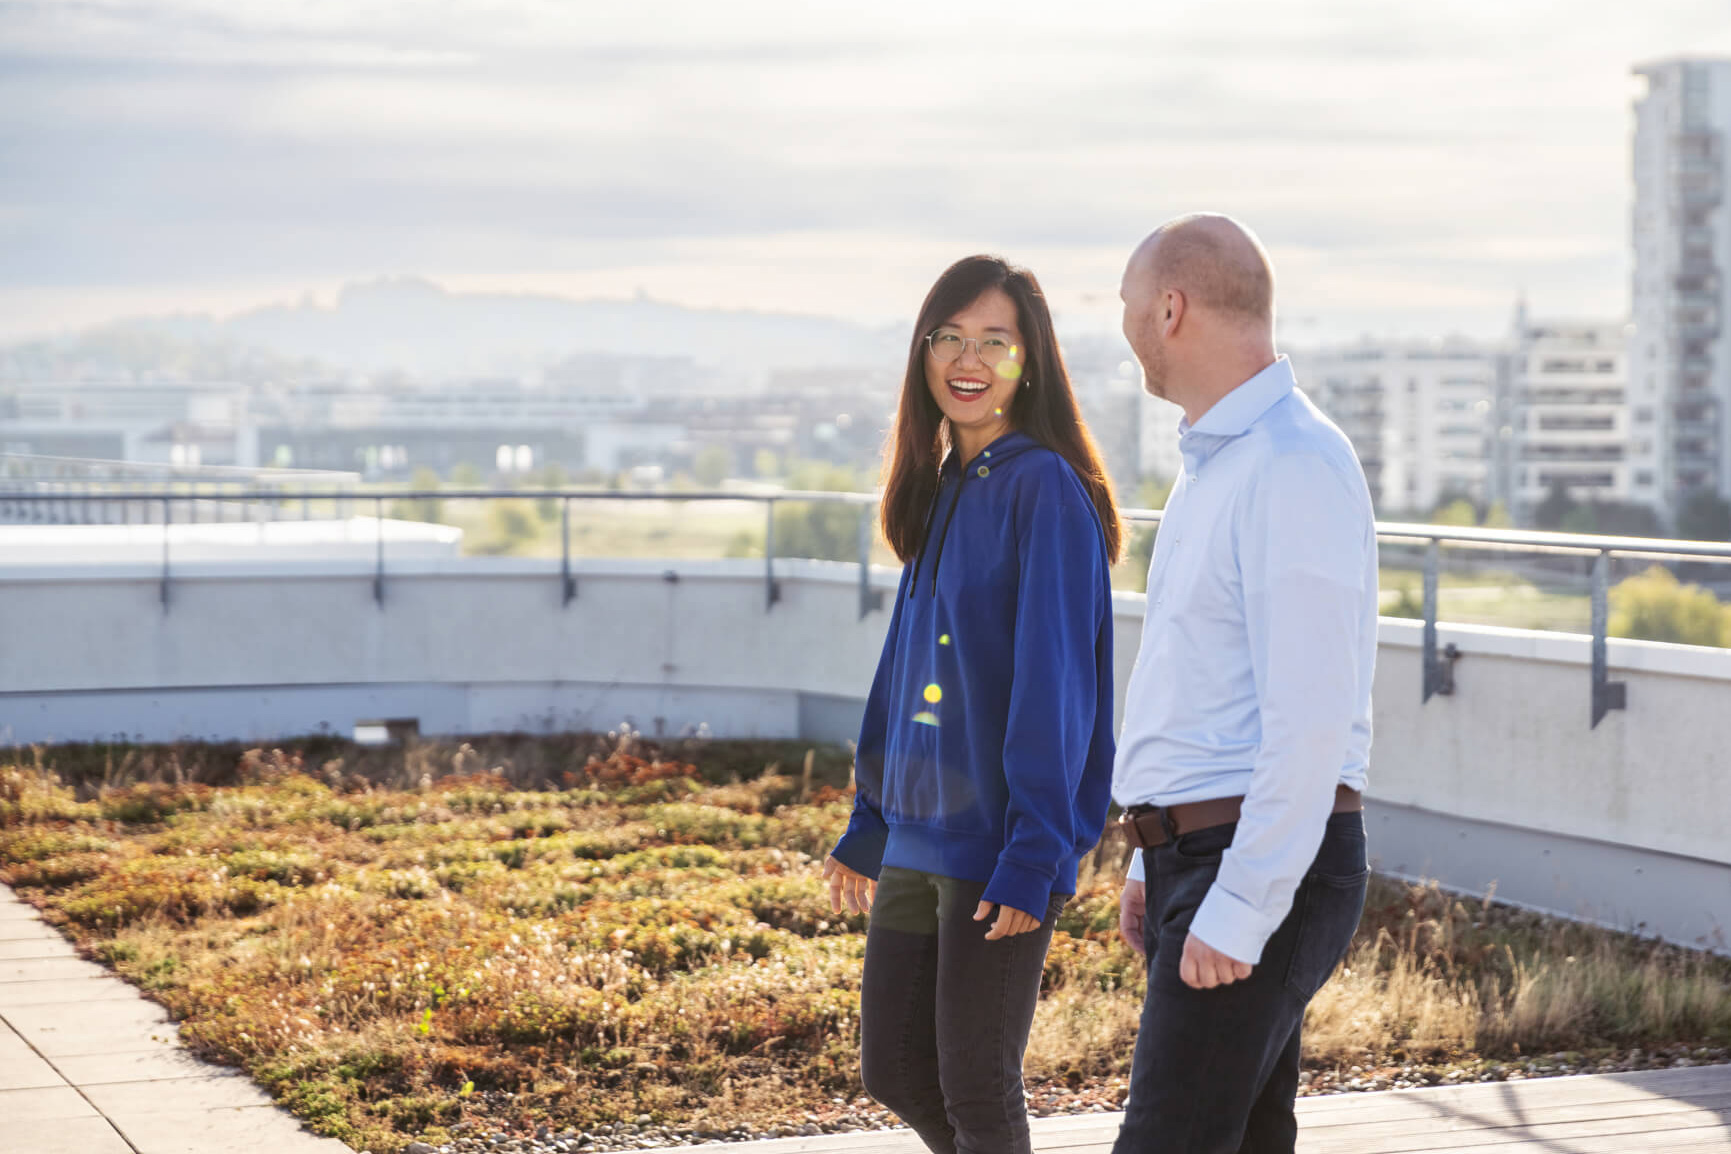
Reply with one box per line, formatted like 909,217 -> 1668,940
974,901 -> 1040,940
1119,879 -> 1148,956
822,856 -> 875,916
1179,932 -> 1253,989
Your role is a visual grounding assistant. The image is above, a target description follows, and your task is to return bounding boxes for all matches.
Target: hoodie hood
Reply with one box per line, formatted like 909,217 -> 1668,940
909,429 -> 1045,599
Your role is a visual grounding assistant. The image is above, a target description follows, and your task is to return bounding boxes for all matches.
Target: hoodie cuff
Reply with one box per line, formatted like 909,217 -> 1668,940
828,827 -> 886,880
982,857 -> 1056,922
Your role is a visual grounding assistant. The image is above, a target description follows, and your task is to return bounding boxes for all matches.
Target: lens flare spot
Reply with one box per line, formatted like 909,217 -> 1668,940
923,683 -> 943,704
939,634 -> 951,646
993,407 -> 1003,417
912,711 -> 941,727
994,358 -> 1023,381
977,465 -> 990,478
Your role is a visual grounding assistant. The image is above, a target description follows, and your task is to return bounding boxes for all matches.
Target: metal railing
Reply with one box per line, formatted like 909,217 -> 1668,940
1368,521 -> 1731,728
0,487 -> 884,619
0,453 -> 361,526
4,488 -> 1731,729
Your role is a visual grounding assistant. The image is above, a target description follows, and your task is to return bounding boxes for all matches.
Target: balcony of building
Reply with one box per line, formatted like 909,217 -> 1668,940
1519,445 -> 1626,462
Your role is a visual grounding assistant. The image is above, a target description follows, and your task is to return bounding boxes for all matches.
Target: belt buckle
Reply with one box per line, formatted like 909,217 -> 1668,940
1119,809 -> 1152,850
1121,805 -> 1179,850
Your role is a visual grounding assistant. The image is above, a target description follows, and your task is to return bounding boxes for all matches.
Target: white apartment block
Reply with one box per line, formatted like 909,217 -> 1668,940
1290,340 -> 1496,514
1507,317 -> 1632,513
1631,58 -> 1731,524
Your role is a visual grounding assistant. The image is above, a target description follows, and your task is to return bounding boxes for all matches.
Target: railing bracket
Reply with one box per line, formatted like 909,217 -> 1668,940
1590,551 -> 1627,728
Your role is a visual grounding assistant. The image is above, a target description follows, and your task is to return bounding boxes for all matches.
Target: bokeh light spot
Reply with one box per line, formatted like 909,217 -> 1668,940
977,465 -> 989,478
923,683 -> 943,704
995,359 -> 1023,381
939,633 -> 951,646
912,711 -> 941,727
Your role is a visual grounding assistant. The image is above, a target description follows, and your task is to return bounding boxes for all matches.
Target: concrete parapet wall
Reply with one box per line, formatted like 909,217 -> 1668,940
1,558 -> 1726,946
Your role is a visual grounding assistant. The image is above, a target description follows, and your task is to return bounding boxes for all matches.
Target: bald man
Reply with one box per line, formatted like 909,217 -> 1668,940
1109,215 -> 1377,1154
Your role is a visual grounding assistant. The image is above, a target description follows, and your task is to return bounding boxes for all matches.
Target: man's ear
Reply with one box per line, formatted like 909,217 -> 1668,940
1162,289 -> 1186,338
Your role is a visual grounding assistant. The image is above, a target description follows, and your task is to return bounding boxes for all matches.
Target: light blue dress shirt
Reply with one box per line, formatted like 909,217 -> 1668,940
1115,355 -> 1377,965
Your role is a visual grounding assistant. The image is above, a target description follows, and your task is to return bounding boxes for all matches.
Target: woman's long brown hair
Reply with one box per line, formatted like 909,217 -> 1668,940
880,255 -> 1124,565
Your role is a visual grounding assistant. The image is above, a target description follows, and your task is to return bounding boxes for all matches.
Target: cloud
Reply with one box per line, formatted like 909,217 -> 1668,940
2,0 -> 1730,338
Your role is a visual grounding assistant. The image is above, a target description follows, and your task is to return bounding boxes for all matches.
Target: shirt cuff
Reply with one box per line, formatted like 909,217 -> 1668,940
1126,847 -> 1145,883
1189,881 -> 1277,966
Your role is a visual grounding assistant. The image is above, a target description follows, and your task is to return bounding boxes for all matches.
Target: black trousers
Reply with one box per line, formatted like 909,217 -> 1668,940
858,866 -> 1068,1154
1112,811 -> 1369,1154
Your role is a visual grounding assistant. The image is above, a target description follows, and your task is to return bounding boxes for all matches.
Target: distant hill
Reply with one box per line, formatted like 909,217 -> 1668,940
1,277 -> 898,382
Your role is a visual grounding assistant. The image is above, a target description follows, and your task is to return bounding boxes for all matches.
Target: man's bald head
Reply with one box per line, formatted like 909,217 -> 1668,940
1132,213 -> 1274,327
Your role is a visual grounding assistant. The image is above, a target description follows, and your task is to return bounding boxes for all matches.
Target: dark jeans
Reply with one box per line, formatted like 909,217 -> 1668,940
859,866 -> 1068,1154
1112,811 -> 1368,1154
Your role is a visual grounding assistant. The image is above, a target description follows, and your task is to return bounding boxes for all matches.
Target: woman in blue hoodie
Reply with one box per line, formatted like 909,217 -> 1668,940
824,255 -> 1123,1154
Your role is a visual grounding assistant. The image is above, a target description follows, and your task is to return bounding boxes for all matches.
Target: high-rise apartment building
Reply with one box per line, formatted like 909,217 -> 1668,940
1291,340 -> 1497,514
1505,314 -> 1632,516
1631,58 -> 1731,527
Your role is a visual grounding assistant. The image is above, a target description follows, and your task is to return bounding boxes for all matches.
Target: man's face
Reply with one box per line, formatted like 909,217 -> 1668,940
1120,243 -> 1168,400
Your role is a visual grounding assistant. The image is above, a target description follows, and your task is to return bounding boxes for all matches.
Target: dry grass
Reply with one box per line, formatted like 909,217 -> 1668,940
1,736 -> 1728,1151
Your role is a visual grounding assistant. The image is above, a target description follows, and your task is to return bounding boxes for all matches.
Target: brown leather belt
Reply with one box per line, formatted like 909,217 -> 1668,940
1117,784 -> 1363,850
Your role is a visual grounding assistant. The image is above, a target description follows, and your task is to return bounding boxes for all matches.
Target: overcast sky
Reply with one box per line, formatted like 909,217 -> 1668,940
3,0 -> 1730,343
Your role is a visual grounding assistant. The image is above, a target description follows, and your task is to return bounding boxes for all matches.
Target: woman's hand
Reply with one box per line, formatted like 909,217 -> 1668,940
822,855 -> 876,916
974,901 -> 1040,940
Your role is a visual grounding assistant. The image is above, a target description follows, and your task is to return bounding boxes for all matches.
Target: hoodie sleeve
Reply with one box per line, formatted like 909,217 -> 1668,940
828,564 -> 910,878
983,462 -> 1108,918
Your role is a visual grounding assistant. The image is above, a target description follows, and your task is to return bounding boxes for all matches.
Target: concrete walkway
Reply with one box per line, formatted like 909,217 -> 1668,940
688,1064 -> 1731,1152
0,884 -> 348,1154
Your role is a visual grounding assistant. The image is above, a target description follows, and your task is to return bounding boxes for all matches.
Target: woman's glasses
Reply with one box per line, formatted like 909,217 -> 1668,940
926,331 -> 1019,367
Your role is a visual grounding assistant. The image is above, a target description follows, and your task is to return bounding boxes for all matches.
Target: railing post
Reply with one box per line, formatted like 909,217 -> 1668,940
159,495 -> 171,611
764,498 -> 780,610
857,503 -> 881,620
1421,539 -> 1440,702
1590,550 -> 1626,728
374,494 -> 386,607
561,495 -> 577,605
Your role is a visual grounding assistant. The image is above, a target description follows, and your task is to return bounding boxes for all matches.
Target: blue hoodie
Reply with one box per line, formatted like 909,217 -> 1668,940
830,430 -> 1116,919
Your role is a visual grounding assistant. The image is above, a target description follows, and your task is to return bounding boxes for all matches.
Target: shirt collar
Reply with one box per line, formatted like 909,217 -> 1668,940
1178,355 -> 1296,440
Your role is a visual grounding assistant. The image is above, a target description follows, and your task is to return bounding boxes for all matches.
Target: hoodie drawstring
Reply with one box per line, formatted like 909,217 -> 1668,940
924,466 -> 968,596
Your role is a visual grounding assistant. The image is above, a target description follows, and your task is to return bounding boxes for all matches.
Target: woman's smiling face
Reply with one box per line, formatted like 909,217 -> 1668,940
924,287 -> 1025,450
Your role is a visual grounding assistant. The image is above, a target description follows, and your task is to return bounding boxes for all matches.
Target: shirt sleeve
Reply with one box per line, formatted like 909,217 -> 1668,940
1187,451 -> 1371,965
982,465 -> 1109,918
828,564 -> 910,879
1126,847 -> 1146,883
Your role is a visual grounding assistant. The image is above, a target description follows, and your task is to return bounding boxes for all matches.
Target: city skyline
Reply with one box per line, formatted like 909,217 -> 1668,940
3,2 -> 1730,344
